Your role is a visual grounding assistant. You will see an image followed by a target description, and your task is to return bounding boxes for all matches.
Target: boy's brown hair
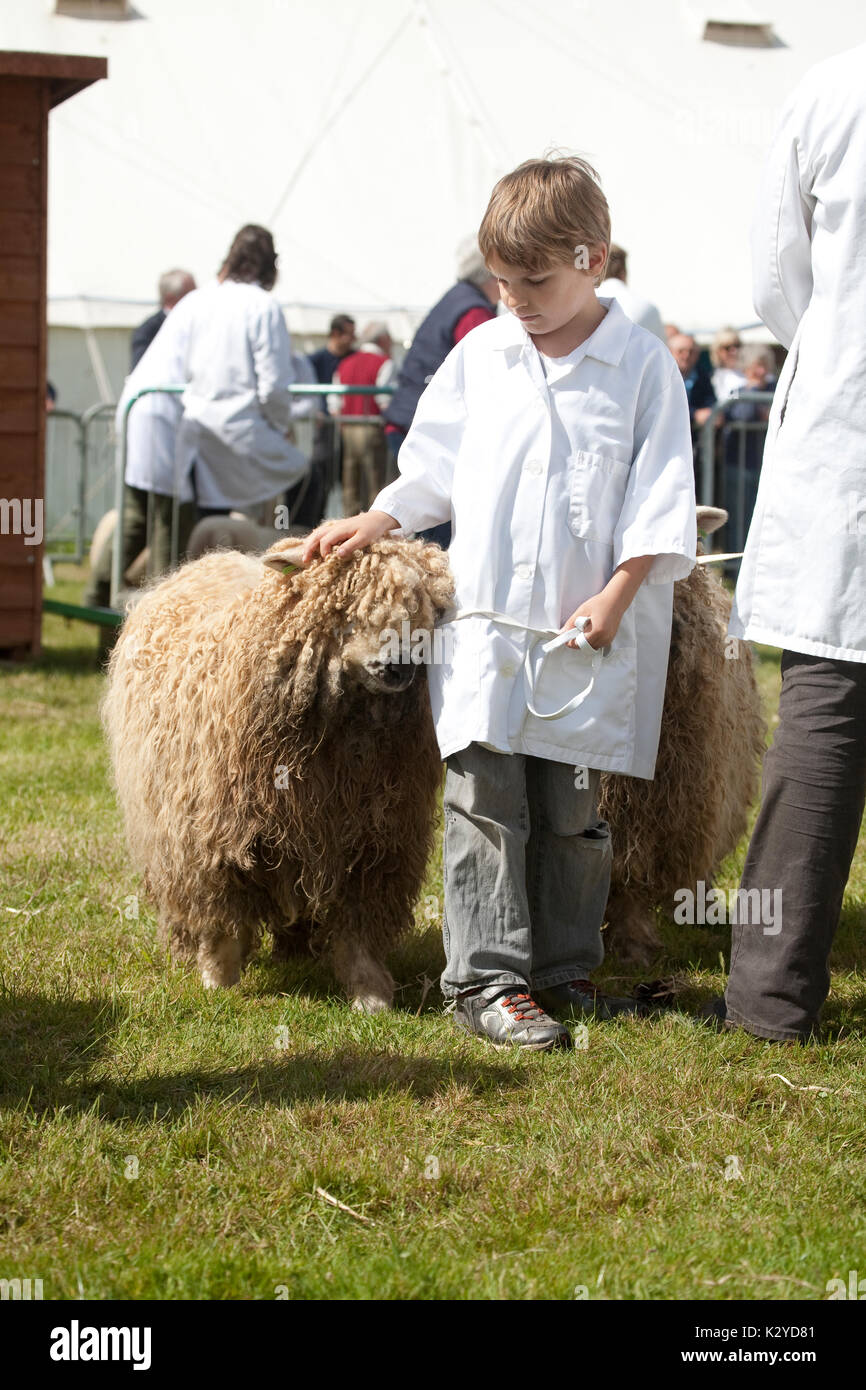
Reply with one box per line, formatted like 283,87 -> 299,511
478,155 -> 611,285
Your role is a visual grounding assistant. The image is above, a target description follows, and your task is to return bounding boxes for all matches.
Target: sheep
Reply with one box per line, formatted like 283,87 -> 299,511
598,506 -> 766,964
186,512 -> 298,561
102,535 -> 454,1011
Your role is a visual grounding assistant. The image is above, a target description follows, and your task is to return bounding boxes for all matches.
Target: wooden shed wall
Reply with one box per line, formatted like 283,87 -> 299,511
0,76 -> 47,656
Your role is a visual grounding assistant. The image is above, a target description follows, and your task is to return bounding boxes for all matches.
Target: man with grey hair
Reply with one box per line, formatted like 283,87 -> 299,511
383,236 -> 500,545
331,321 -> 396,516
131,268 -> 196,368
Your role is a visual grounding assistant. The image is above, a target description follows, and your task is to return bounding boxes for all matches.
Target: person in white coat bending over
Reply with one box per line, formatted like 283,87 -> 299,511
302,157 -> 697,1050
707,45 -> 866,1043
172,224 -> 308,519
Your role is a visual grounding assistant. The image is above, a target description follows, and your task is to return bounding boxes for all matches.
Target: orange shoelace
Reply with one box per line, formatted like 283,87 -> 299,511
499,993 -> 547,1021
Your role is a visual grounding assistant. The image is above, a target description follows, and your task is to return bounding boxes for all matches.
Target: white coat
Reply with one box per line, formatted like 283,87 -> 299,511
171,280 -> 308,510
118,308 -> 193,502
372,296 -> 696,779
730,43 -> 866,662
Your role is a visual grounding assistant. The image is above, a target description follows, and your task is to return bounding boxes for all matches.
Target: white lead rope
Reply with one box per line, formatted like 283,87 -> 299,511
450,606 -> 607,721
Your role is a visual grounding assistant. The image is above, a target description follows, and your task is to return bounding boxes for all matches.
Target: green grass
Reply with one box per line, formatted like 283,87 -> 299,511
1,564 -> 865,1300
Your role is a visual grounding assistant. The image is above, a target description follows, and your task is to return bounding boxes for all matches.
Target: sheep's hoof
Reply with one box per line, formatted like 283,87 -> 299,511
197,937 -> 243,989
350,992 -> 392,1014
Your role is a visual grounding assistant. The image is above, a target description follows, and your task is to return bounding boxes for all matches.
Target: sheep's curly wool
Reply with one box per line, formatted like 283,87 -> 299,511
102,536 -> 454,1005
599,559 -> 766,963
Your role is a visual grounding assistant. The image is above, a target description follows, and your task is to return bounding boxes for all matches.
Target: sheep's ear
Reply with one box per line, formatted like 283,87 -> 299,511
696,505 -> 728,536
261,540 -> 310,576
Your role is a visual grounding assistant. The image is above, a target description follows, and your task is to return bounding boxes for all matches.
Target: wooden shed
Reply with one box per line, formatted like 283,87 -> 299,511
0,50 -> 106,659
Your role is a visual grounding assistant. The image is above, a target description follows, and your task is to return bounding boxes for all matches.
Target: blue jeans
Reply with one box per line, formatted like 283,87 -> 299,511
441,742 -> 611,998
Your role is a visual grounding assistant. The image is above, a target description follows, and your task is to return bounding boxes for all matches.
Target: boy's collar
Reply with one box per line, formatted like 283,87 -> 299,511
491,295 -> 633,367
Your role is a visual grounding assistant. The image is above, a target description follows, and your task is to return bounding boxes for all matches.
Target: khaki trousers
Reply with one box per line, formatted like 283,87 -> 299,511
340,423 -> 385,515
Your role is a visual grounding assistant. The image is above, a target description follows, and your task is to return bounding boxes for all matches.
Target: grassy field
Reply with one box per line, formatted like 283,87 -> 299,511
1,563 -> 865,1302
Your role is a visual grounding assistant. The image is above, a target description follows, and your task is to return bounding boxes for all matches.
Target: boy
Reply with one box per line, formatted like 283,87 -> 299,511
303,157 -> 696,1050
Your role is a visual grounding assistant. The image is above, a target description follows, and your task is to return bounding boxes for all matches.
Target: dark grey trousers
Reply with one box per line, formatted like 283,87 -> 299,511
725,650 -> 866,1041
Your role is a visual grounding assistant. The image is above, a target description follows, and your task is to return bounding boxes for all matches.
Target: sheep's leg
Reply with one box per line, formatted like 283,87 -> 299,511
603,888 -> 662,967
328,934 -> 394,1013
196,929 -> 255,989
157,914 -> 197,964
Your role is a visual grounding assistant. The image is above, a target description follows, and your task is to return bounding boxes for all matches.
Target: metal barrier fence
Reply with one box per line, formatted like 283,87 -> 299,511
699,392 -> 775,561
44,404 -> 117,562
110,383 -> 397,606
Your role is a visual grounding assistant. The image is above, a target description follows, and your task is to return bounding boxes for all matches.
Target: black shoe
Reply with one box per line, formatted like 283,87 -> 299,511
535,979 -> 650,1021
698,995 -> 730,1031
453,988 -> 572,1051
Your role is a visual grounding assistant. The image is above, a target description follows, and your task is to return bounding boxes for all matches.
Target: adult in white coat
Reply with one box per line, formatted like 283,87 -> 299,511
173,225 -> 308,515
117,297 -> 196,572
717,44 -> 866,1041
84,294 -> 195,606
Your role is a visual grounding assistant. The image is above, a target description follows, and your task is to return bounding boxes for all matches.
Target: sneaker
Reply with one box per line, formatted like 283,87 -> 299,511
453,988 -> 572,1051
535,979 -> 650,1021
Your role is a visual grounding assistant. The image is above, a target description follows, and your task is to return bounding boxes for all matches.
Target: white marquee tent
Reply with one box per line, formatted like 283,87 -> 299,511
5,0 -> 866,408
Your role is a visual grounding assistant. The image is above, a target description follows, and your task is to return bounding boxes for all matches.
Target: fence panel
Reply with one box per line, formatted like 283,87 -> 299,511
43,409 -> 85,560
699,392 -> 775,561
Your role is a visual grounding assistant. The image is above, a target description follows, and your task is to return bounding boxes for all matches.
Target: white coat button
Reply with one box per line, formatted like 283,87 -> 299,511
516,562 -> 533,579
526,459 -> 543,475
500,663 -> 516,678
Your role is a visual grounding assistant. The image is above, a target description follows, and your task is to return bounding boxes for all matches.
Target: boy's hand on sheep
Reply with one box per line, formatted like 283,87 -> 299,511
301,510 -> 401,562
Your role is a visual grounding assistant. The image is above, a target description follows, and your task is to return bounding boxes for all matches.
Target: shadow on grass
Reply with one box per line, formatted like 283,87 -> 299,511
0,989 -> 121,1108
77,1046 -> 526,1124
0,988 -> 524,1122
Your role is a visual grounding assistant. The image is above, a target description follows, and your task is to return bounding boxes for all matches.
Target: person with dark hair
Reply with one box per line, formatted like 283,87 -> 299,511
159,224 -> 308,519
308,314 -> 356,397
130,268 -> 196,369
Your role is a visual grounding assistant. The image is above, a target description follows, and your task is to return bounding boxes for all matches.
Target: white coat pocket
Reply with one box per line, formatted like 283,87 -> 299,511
567,450 -> 631,544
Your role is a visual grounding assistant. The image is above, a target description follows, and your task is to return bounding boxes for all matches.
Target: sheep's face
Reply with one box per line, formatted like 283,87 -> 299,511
262,537 -> 456,703
338,619 -> 419,695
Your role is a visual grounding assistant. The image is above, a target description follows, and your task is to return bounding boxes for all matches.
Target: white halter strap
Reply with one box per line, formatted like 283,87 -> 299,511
450,607 -> 605,721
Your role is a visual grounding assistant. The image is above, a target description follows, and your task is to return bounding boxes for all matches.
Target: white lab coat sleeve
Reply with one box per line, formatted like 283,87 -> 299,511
612,362 -> 696,584
253,301 -> 294,434
375,356 -> 396,413
751,84 -> 816,350
371,344 -> 465,534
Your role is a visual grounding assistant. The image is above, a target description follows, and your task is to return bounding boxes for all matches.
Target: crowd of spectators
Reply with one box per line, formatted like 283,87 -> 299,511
80,226 -> 780,603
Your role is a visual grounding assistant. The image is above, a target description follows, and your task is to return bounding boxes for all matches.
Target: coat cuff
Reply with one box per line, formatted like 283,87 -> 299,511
614,539 -> 696,584
370,489 -> 419,536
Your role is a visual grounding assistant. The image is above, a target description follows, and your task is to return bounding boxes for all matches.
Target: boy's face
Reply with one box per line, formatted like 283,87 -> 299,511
487,251 -> 604,338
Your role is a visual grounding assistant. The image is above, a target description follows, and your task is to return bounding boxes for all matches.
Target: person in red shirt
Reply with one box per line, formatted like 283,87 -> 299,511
331,323 -> 396,516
